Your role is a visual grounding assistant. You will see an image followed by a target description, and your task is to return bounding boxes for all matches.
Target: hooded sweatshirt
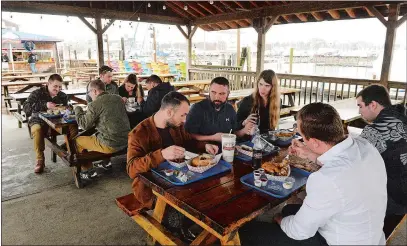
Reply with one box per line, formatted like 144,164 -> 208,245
361,104 -> 407,207
142,82 -> 174,118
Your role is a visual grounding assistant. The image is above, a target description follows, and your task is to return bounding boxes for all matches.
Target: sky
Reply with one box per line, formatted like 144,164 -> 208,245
2,11 -> 406,48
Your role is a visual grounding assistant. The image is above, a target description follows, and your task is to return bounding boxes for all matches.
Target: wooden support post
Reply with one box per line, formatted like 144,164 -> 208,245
253,18 -> 266,76
105,34 -> 110,65
289,48 -> 294,73
152,26 -> 157,63
177,25 -> 199,81
95,15 -> 104,67
236,29 -> 240,67
68,45 -> 72,67
186,25 -> 192,81
253,16 -> 279,76
121,37 -> 125,61
380,4 -> 400,88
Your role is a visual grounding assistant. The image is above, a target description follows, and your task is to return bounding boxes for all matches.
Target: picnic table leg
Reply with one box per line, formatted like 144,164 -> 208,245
191,230 -> 218,245
220,231 -> 241,246
50,133 -> 57,162
73,164 -> 83,188
17,104 -> 22,128
148,197 -> 168,245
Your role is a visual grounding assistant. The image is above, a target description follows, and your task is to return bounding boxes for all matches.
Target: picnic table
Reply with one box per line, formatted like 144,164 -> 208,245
130,147 -> 300,245
2,71 -> 32,76
39,113 -> 127,188
289,98 -> 403,125
2,73 -> 54,82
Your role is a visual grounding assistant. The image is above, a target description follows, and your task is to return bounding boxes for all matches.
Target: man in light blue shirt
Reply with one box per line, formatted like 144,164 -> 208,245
240,103 -> 387,245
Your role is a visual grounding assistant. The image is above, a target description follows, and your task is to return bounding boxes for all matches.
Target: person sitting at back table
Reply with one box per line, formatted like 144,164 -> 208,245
118,73 -> 144,103
240,102 -> 388,245
237,69 -> 281,135
184,77 -> 253,146
356,84 -> 407,216
138,74 -> 174,118
127,91 -> 218,209
119,73 -> 145,128
75,79 -> 130,180
23,74 -> 77,174
86,65 -> 118,102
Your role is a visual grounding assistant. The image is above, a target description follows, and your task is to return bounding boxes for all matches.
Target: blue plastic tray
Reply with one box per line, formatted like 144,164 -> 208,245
40,113 -> 63,119
261,133 -> 302,147
293,167 -> 312,177
235,141 -> 279,162
240,167 -> 309,198
152,160 -> 232,186
63,117 -> 77,123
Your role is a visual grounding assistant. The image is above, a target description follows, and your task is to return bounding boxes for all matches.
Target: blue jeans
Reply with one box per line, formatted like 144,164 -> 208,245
29,63 -> 37,73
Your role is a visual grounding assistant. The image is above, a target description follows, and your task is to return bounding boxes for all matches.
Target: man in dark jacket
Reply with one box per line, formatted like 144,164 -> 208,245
357,84 -> 407,216
23,74 -> 76,173
86,65 -> 119,102
75,79 -> 131,179
138,74 -> 174,118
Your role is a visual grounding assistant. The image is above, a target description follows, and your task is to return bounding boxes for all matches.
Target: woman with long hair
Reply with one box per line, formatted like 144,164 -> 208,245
118,73 -> 144,103
237,69 -> 281,134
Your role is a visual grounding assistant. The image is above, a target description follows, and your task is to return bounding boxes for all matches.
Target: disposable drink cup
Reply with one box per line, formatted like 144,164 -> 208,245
222,133 -> 236,163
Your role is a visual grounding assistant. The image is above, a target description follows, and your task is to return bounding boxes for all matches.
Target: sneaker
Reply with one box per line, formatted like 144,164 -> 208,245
80,169 -> 98,180
94,160 -> 112,170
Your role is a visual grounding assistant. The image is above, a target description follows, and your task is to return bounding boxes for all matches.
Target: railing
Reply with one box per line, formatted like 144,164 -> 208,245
191,65 -> 242,71
189,68 -> 256,91
189,68 -> 407,105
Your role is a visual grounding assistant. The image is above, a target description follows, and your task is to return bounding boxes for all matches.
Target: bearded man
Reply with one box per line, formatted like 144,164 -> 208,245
184,77 -> 252,149
126,91 -> 218,209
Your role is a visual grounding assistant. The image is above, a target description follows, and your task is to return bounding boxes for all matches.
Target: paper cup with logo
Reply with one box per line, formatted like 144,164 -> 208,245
221,133 -> 236,163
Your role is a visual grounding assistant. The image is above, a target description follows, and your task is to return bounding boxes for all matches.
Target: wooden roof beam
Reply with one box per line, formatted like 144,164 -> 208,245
282,15 -> 293,23
366,6 -> 388,26
327,10 -> 341,19
364,6 -> 375,17
166,2 -> 214,31
193,1 -> 376,25
172,1 -> 225,30
1,1 -> 188,25
78,16 -> 96,34
345,8 -> 357,18
295,13 -> 308,21
311,12 -> 324,21
250,1 -> 259,8
265,15 -> 280,33
219,1 -> 252,26
396,13 -> 407,28
234,1 -> 246,9
196,2 -> 240,28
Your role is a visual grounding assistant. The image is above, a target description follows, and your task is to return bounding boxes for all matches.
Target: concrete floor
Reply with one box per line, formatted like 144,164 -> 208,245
1,112 -> 406,245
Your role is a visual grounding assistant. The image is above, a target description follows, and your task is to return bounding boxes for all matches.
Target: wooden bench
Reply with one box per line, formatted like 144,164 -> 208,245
71,147 -> 128,188
4,96 -> 13,108
385,214 -> 406,244
116,193 -> 186,246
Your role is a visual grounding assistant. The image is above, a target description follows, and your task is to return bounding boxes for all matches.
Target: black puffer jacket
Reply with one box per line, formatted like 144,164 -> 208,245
142,82 -> 174,118
360,104 -> 407,207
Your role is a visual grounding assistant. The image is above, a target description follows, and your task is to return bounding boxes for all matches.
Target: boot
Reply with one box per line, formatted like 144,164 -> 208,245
34,160 -> 45,174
